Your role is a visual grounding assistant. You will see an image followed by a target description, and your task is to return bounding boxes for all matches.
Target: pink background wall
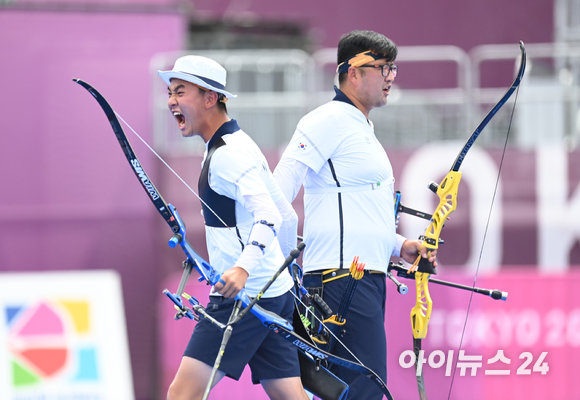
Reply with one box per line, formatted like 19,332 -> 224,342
160,271 -> 580,400
191,0 -> 553,50
0,9 -> 186,398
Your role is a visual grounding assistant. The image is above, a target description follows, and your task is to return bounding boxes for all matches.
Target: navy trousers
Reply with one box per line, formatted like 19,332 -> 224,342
321,271 -> 387,400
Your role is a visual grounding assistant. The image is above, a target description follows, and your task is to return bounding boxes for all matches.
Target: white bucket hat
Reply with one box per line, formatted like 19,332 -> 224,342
158,55 -> 237,99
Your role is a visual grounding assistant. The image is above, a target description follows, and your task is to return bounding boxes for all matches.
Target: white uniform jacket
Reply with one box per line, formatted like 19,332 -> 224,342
275,88 -> 405,273
200,119 -> 295,297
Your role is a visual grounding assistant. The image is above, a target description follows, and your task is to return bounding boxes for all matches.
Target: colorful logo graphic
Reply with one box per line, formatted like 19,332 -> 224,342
5,300 -> 99,387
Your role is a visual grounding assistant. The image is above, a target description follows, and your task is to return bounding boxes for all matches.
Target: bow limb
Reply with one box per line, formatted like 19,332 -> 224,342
73,79 -> 181,234
73,78 -> 294,326
271,321 -> 394,400
73,79 -> 214,284
406,41 -> 526,400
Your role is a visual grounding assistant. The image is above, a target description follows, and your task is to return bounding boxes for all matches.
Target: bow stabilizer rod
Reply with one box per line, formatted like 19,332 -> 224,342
388,262 -> 508,300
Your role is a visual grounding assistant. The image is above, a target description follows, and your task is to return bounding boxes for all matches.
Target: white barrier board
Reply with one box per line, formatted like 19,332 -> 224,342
0,270 -> 135,400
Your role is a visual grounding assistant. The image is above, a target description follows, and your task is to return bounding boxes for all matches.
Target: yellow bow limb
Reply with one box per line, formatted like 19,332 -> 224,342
410,272 -> 433,339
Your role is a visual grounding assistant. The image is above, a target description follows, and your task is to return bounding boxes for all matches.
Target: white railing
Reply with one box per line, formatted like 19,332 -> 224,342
150,42 -> 580,154
471,42 -> 580,149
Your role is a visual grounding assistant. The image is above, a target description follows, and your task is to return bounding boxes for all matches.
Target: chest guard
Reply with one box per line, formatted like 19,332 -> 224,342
198,137 -> 237,227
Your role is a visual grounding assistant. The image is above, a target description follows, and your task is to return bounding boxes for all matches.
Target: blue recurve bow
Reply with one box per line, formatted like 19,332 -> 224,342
74,78 -> 395,400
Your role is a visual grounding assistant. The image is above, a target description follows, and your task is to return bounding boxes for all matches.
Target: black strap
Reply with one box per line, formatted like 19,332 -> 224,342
198,138 -> 237,227
327,159 -> 344,269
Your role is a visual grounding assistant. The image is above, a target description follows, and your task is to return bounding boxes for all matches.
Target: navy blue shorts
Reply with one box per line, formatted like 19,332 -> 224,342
183,291 -> 301,383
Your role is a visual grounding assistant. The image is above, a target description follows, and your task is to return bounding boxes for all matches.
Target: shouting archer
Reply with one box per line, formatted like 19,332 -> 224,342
159,55 -> 310,400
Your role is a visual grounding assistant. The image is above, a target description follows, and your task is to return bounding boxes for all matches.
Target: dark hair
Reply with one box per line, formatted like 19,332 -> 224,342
217,94 -> 228,113
197,87 -> 228,113
337,30 -> 397,84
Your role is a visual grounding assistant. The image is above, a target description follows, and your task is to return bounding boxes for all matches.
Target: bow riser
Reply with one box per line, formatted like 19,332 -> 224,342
410,170 -> 462,275
269,324 -> 394,400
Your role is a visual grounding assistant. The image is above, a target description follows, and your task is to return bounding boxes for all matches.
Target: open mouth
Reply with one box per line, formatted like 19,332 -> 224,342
173,112 -> 185,129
